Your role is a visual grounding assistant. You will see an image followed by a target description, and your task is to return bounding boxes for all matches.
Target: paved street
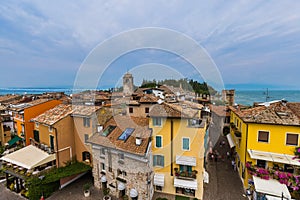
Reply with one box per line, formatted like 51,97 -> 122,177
203,135 -> 248,200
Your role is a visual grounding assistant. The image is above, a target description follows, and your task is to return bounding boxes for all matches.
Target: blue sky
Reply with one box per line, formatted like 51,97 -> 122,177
1,1 -> 300,90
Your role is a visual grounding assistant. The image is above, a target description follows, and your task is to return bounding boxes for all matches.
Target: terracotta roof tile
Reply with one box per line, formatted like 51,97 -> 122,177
230,101 -> 300,125
88,115 -> 151,155
149,102 -> 199,118
32,104 -> 73,125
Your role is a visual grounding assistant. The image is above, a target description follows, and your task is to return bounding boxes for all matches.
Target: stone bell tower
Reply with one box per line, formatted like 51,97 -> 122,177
123,72 -> 134,96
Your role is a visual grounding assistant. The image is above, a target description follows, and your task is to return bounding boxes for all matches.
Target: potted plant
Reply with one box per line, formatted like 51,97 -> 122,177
122,194 -> 129,200
103,188 -> 111,200
83,183 -> 91,197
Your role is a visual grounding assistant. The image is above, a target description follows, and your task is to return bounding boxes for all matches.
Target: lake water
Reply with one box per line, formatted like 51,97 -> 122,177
1,88 -> 300,106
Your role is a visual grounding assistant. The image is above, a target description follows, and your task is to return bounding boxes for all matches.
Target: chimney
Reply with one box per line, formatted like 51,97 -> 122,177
135,134 -> 142,146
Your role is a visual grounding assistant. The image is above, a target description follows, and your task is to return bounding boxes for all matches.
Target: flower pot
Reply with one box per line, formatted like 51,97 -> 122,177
103,195 -> 111,200
84,190 -> 90,197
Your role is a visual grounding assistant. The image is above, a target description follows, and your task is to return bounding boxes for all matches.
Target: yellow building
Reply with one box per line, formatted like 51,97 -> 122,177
149,102 -> 206,200
229,101 -> 300,194
10,99 -> 61,146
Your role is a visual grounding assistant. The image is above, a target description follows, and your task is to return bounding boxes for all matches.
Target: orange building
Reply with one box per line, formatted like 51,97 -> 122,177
10,99 -> 61,146
31,104 -> 106,167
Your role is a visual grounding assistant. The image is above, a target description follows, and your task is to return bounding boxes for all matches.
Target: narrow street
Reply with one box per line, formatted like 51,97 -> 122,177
203,135 -> 247,200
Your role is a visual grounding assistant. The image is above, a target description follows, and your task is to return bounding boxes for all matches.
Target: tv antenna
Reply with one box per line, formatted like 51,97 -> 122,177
263,88 -> 272,102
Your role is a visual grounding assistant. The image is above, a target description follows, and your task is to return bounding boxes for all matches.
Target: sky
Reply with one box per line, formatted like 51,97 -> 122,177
1,1 -> 300,90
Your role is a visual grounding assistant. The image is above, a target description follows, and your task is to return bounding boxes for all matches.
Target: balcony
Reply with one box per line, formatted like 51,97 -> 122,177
174,168 -> 197,180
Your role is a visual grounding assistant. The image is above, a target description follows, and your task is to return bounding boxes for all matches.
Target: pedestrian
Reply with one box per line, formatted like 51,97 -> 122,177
214,153 -> 218,162
231,160 -> 235,169
222,140 -> 226,146
234,162 -> 237,171
219,141 -> 222,147
226,151 -> 230,159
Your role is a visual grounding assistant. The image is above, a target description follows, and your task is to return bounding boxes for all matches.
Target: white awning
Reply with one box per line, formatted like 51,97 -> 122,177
253,176 -> 291,199
117,182 -> 125,190
129,189 -> 138,198
154,173 -> 165,186
174,178 -> 197,190
247,149 -> 300,166
176,155 -> 196,166
226,134 -> 235,148
100,175 -> 107,182
0,145 -> 56,170
203,170 -> 209,184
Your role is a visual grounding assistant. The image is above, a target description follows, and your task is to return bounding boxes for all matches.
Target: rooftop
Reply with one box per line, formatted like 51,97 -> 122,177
88,115 -> 151,156
32,104 -> 101,125
149,102 -> 200,118
230,101 -> 300,125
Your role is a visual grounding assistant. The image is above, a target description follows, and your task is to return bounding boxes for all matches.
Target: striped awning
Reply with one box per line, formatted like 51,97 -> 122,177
174,178 -> 197,190
176,155 -> 196,166
154,173 -> 164,186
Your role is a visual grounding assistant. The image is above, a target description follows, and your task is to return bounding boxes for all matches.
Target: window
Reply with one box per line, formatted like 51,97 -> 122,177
153,155 -> 164,167
49,135 -> 55,151
286,133 -> 299,146
33,130 -> 40,142
258,131 -> 269,143
182,138 -> 190,151
83,117 -> 90,127
48,126 -> 53,132
153,117 -> 162,126
118,128 -> 135,141
102,125 -> 116,137
101,162 -> 105,171
82,151 -> 91,162
118,153 -> 125,164
129,107 -> 133,113
145,107 -> 149,113
119,153 -> 124,160
100,148 -> 106,156
155,186 -> 162,191
155,136 -> 162,148
179,165 -> 192,173
257,160 -> 266,168
188,119 -> 202,127
84,134 -> 89,143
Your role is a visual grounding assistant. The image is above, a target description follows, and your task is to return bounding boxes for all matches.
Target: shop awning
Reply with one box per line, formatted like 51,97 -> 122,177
129,189 -> 138,198
203,170 -> 209,184
8,136 -> 23,146
154,173 -> 165,186
117,182 -> 125,190
247,149 -> 300,166
174,178 -> 197,190
100,175 -> 107,182
176,155 -> 196,166
253,176 -> 291,199
226,134 -> 235,148
0,145 -> 56,170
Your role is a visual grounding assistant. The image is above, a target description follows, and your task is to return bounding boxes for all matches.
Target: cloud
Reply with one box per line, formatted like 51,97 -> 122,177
0,0 -> 300,89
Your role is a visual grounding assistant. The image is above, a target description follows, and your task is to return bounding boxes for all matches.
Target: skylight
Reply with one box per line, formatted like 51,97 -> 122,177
118,128 -> 135,141
102,125 -> 116,137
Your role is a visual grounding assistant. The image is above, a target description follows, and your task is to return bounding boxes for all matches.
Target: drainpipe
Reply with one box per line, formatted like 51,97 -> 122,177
54,127 -> 60,168
170,119 -> 173,176
244,124 -> 248,181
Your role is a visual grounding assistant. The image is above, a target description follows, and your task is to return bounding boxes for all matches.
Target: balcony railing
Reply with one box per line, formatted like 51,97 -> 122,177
174,169 -> 197,180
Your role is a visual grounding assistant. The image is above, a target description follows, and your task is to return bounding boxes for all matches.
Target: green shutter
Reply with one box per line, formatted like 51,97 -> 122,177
183,138 -> 189,150
153,155 -> 157,166
156,136 -> 162,147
